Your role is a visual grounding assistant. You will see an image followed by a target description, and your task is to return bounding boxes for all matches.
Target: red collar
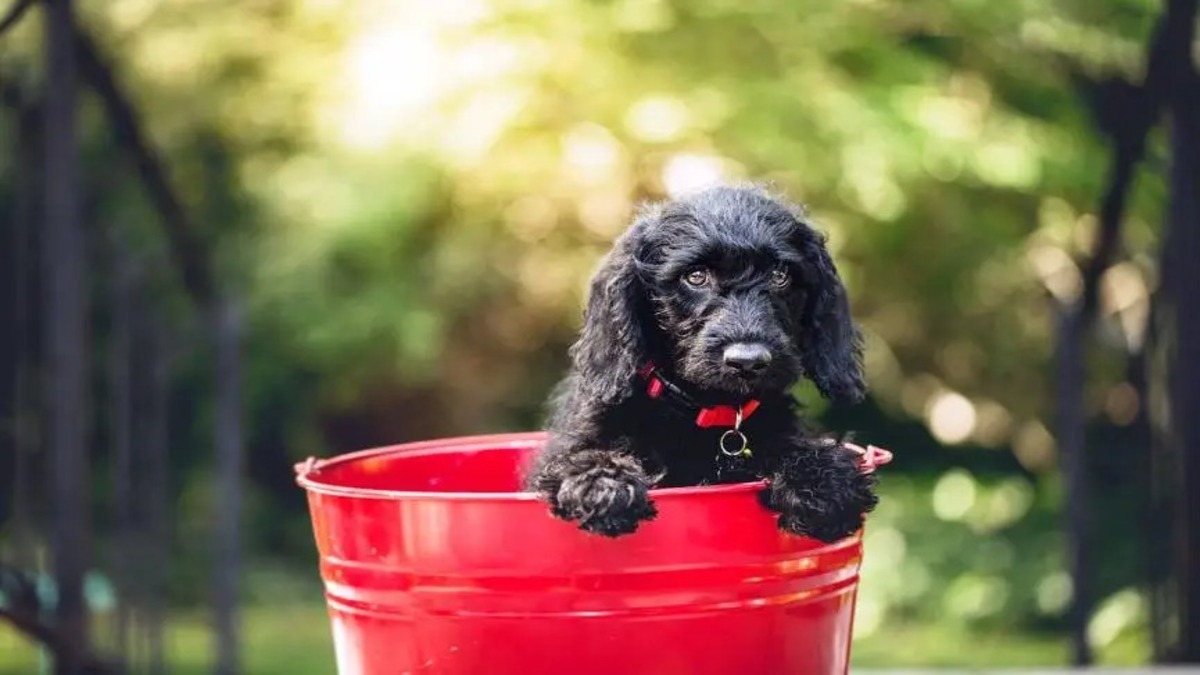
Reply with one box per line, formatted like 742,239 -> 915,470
637,362 -> 761,429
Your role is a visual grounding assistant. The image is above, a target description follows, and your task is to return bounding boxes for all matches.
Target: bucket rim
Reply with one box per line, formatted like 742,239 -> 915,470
293,431 -> 769,501
294,431 -> 891,502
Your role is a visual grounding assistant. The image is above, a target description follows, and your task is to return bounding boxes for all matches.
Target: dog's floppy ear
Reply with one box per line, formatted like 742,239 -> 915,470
568,226 -> 650,405
797,231 -> 866,403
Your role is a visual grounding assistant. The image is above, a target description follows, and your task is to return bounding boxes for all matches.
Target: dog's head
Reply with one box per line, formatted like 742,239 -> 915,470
570,184 -> 865,405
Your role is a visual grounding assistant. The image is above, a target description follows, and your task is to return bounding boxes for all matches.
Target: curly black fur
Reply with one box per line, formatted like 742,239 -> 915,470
526,184 -> 878,540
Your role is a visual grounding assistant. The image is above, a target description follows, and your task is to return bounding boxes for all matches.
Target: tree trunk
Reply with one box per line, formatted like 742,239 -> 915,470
42,0 -> 92,672
107,232 -> 135,666
146,314 -> 171,675
5,88 -> 41,569
1165,68 -> 1200,664
1056,308 -> 1092,664
213,297 -> 244,675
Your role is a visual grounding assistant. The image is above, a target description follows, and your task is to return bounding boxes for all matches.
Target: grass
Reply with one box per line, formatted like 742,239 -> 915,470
0,602 -> 1089,674
852,622 -> 1067,667
0,550 -> 1148,674
0,604 -> 336,675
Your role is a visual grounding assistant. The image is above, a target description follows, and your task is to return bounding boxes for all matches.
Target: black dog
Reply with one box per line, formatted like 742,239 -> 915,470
526,184 -> 877,542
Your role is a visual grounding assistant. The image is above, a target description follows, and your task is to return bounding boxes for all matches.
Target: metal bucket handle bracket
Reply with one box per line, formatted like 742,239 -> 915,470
294,456 -> 326,479
846,443 -> 893,474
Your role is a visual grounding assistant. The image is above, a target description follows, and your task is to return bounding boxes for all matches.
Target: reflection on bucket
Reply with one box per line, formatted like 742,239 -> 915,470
296,432 -> 886,675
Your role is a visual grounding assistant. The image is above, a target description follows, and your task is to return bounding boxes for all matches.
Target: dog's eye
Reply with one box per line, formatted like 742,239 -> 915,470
683,269 -> 710,287
769,267 -> 791,289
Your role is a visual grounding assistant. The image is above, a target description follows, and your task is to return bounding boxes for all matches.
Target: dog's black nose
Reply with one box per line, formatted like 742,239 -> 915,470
723,343 -> 773,373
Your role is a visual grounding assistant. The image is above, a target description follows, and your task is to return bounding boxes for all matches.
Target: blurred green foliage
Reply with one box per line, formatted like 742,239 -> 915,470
0,0 -> 1171,667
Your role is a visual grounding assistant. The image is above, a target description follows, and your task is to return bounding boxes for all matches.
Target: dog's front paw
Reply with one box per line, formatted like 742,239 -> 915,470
759,443 -> 878,542
549,454 -> 658,537
760,480 -> 866,542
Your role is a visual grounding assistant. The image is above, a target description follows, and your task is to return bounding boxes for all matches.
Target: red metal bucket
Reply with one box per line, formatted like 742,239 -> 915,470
295,432 -> 888,675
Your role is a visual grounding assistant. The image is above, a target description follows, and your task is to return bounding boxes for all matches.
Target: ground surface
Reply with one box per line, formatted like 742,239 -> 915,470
0,601 -> 1155,674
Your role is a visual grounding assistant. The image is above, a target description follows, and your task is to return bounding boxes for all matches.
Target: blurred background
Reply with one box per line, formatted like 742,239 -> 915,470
1,0 -> 1198,672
